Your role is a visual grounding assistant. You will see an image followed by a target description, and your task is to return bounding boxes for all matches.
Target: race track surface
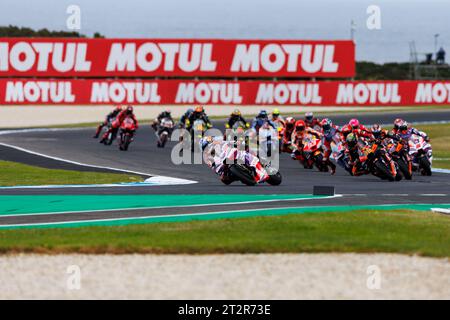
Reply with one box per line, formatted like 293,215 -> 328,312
0,110 -> 449,226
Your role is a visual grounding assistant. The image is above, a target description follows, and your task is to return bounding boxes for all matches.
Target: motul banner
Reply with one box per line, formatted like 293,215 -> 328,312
0,79 -> 449,106
0,38 -> 355,78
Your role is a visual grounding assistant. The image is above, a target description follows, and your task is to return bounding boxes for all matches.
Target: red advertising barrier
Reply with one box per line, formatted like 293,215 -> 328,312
0,79 -> 449,106
0,38 -> 355,78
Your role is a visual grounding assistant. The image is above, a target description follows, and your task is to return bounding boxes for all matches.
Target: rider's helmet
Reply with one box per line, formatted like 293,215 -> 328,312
115,105 -> 123,112
126,105 -> 134,114
399,121 -> 409,133
200,136 -> 214,151
232,109 -> 241,116
258,110 -> 268,119
394,118 -> 404,131
186,108 -> 194,114
321,118 -> 332,133
346,132 -> 357,147
285,117 -> 296,129
295,120 -> 306,132
272,108 -> 280,119
371,124 -> 382,139
195,105 -> 204,113
305,112 -> 314,123
349,118 -> 360,130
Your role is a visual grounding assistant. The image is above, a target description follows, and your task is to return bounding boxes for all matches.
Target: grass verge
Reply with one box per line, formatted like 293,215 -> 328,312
0,210 -> 449,257
0,160 -> 143,186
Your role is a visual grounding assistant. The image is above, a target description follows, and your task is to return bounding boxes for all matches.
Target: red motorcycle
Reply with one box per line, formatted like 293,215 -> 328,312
302,133 -> 328,172
119,117 -> 137,151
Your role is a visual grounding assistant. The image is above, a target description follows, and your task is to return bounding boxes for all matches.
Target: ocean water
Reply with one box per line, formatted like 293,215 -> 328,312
0,0 -> 448,63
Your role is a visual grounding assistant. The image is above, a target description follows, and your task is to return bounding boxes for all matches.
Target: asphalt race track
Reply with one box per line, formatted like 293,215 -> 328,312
0,110 -> 449,226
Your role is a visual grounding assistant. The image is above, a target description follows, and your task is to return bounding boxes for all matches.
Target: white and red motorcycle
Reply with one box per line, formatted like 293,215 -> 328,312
408,133 -> 432,176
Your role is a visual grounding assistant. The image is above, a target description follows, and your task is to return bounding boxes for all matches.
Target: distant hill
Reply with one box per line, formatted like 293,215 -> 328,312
0,25 -> 103,38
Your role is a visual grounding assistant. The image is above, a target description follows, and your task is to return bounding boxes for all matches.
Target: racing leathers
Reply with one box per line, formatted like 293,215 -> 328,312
204,140 -> 269,184
152,111 -> 173,131
226,114 -> 248,129
187,111 -> 212,130
290,127 -> 322,165
101,109 -> 139,144
94,107 -> 122,138
321,126 -> 340,174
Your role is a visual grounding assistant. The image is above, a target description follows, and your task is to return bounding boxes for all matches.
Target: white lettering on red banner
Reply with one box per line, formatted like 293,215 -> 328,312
1,79 -> 448,106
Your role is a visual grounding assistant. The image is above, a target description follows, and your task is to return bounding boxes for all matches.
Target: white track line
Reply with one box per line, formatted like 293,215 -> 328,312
1,201 -> 447,229
0,195 -> 342,218
0,141 -> 197,186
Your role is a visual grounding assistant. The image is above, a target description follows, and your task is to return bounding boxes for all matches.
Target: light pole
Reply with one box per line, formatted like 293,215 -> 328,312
434,34 -> 440,56
350,20 -> 356,41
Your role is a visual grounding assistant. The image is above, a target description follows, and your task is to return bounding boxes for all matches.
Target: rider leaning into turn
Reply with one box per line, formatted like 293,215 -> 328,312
392,119 -> 429,141
225,109 -> 249,129
100,105 -> 139,144
93,105 -> 123,138
187,106 -> 212,130
320,118 -> 339,175
290,120 -> 322,165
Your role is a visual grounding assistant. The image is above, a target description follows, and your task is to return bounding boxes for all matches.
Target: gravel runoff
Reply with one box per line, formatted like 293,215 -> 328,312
0,105 -> 400,128
0,253 -> 449,300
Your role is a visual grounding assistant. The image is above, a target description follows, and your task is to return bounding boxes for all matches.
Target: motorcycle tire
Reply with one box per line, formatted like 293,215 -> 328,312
397,158 -> 412,180
159,134 -> 168,148
267,172 -> 282,186
419,156 -> 432,176
374,159 -> 395,181
229,164 -> 257,186
122,134 -> 131,151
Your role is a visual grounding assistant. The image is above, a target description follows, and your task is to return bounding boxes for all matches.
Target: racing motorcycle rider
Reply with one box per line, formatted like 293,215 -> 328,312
392,120 -> 430,142
201,136 -> 269,184
100,106 -> 139,144
93,105 -> 123,138
281,117 -> 296,152
290,120 -> 322,167
179,108 -> 194,128
304,112 -> 321,129
345,132 -> 368,176
251,110 -> 277,132
270,108 -> 286,127
320,118 -> 339,174
225,109 -> 249,129
187,106 -> 212,130
151,109 -> 173,131
348,118 -> 373,139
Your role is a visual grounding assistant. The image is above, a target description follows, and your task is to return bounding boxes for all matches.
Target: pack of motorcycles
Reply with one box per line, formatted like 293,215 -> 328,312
97,113 -> 433,186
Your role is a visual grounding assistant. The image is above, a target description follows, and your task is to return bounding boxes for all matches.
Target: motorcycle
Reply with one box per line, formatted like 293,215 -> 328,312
188,119 -> 207,152
156,117 -> 174,148
408,133 -> 432,176
119,117 -> 137,151
388,139 -> 413,180
359,139 -> 401,181
302,133 -> 328,172
332,140 -> 352,174
103,117 -> 117,145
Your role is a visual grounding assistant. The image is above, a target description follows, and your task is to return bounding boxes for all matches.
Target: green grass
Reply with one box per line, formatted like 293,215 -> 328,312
415,123 -> 450,169
0,210 -> 449,257
0,160 -> 143,186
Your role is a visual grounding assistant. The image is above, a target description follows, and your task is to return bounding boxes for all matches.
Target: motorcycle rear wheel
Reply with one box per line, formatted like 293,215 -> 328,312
419,156 -> 432,176
229,165 -> 257,186
397,158 -> 412,180
374,159 -> 395,181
